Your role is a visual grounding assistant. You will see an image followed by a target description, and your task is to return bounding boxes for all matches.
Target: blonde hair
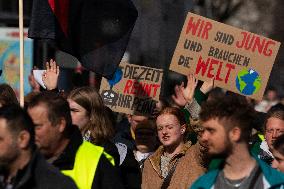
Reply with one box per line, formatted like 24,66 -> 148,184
68,86 -> 114,145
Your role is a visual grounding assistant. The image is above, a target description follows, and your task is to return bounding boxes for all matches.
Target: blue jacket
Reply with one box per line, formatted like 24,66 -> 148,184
190,155 -> 284,189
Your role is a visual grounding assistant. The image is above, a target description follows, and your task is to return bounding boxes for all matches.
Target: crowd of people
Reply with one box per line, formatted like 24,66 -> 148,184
0,59 -> 284,189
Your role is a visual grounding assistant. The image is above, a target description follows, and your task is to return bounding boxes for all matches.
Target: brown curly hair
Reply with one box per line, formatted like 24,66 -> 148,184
199,92 -> 256,142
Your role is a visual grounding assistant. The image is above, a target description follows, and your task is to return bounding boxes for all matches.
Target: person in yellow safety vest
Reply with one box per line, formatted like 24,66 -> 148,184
67,86 -> 120,167
27,91 -> 125,189
31,60 -> 118,167
0,104 -> 78,189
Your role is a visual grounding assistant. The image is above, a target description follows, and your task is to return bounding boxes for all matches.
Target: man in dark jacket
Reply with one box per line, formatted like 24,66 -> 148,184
0,104 -> 77,189
27,91 -> 124,189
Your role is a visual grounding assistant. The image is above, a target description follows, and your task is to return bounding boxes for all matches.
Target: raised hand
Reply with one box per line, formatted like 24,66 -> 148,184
171,84 -> 187,107
180,74 -> 198,103
200,78 -> 214,94
42,59 -> 60,90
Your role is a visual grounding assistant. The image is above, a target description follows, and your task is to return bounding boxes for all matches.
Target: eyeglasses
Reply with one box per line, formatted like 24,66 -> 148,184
265,129 -> 284,135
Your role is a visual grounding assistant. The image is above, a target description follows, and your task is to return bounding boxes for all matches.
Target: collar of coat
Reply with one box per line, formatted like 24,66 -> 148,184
53,125 -> 83,170
6,149 -> 64,188
190,154 -> 284,189
148,141 -> 192,178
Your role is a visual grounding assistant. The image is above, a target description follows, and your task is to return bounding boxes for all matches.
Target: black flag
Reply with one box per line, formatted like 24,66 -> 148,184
28,0 -> 138,78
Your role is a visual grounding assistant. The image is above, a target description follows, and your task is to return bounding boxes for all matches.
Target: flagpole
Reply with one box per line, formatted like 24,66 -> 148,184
19,0 -> 24,107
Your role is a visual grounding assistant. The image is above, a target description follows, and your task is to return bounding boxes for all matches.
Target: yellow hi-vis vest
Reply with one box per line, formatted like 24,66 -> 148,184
103,151 -> 115,166
258,133 -> 265,141
61,141 -> 103,189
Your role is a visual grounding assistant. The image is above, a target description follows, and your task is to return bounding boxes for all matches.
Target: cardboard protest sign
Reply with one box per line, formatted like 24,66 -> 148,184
100,61 -> 163,115
170,12 -> 281,100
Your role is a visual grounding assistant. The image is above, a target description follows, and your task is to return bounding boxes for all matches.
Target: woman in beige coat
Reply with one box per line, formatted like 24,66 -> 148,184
141,107 -> 207,189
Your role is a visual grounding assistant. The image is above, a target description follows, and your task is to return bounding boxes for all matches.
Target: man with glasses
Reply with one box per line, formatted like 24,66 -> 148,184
271,134 -> 284,173
260,104 -> 284,164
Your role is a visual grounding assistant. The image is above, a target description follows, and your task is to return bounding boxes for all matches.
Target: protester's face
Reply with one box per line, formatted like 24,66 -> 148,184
68,99 -> 89,130
128,115 -> 148,131
200,118 -> 232,158
156,114 -> 185,148
272,149 -> 284,173
265,117 -> 284,150
267,90 -> 277,101
0,118 -> 20,171
28,104 -> 63,158
135,128 -> 157,152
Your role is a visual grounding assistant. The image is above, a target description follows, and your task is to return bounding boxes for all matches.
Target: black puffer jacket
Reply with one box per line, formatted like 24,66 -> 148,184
0,149 -> 77,189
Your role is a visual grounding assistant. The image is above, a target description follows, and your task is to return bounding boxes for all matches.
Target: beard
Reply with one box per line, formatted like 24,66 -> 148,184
207,137 -> 233,160
0,162 -> 9,175
0,142 -> 20,175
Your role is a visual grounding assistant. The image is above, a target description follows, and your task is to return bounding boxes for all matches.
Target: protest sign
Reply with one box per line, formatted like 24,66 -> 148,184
0,28 -> 33,97
100,61 -> 163,115
170,12 -> 281,100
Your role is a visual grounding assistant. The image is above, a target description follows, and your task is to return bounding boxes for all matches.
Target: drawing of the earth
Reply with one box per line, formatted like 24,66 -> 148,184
235,68 -> 261,95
